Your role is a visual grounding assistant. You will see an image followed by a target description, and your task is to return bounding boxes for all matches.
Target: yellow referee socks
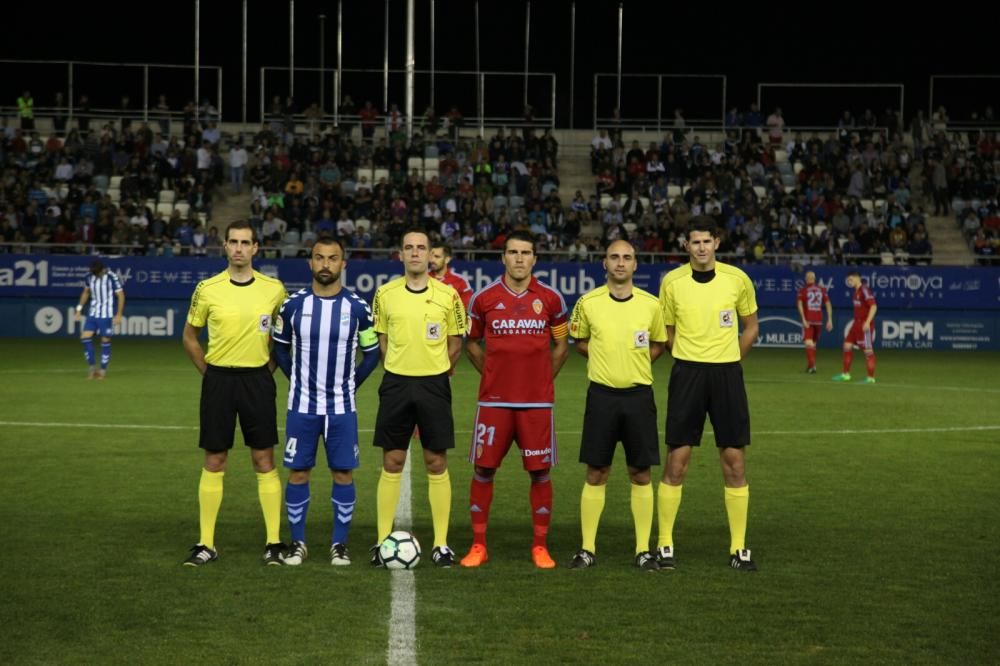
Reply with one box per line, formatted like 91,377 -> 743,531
256,469 -> 282,545
630,482 -> 654,555
724,485 -> 750,554
198,469 -> 224,549
377,469 -> 402,543
656,482 -> 683,549
427,470 -> 452,548
580,483 -> 606,553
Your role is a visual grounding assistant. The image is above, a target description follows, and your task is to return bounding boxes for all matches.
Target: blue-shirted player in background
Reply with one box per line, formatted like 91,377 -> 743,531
74,260 -> 125,379
273,236 -> 380,565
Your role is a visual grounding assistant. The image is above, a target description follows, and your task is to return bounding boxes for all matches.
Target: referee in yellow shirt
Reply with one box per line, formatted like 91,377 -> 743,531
657,215 -> 760,572
181,220 -> 288,567
568,239 -> 667,571
371,229 -> 466,567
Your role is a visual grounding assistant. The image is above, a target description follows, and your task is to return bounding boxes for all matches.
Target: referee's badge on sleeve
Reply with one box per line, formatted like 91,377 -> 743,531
719,310 -> 734,327
259,314 -> 272,332
634,330 -> 649,348
426,322 -> 441,340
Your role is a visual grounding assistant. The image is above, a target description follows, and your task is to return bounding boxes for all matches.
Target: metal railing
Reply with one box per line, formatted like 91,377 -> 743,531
593,73 -> 728,133
260,66 -> 556,138
0,59 -> 223,127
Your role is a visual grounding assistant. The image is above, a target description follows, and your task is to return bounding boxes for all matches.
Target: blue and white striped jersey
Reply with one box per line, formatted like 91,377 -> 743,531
86,271 -> 124,318
273,288 -> 379,415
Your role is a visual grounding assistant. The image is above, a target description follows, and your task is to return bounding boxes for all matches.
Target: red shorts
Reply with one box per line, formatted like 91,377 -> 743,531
468,406 -> 556,471
845,321 -> 876,350
803,323 -> 822,343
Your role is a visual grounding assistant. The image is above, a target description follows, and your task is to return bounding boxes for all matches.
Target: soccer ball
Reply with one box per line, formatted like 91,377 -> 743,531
379,530 -> 421,570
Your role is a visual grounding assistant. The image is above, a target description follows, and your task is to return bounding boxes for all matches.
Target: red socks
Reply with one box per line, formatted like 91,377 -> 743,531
530,475 -> 552,548
865,352 -> 876,378
469,475 -> 494,546
843,350 -> 853,373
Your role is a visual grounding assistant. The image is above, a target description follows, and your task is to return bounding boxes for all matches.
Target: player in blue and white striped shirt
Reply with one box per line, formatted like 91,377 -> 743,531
272,236 -> 380,565
74,260 -> 125,379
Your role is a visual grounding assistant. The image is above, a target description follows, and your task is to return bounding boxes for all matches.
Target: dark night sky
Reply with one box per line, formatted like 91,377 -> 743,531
2,1 -> 997,127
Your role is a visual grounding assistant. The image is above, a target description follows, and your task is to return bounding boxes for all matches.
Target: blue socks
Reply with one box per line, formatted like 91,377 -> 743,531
82,338 -> 95,367
332,482 -> 356,546
285,481 -> 310,544
100,341 -> 111,370
285,479 -> 356,546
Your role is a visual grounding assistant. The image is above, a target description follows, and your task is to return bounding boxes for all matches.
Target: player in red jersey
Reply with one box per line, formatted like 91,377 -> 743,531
460,230 -> 570,569
832,270 -> 878,383
430,243 -> 473,311
796,271 -> 833,373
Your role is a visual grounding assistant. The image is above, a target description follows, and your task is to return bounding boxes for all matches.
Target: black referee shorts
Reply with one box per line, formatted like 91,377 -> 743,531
579,382 -> 660,469
199,365 -> 278,450
373,371 -> 455,452
665,359 -> 750,448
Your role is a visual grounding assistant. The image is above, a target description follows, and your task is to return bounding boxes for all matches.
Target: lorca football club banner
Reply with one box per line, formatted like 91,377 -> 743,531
2,254 -> 998,310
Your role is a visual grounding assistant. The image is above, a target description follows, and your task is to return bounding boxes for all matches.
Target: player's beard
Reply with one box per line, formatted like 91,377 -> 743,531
314,270 -> 340,285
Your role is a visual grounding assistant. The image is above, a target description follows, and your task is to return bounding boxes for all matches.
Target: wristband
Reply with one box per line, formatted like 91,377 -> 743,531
76,305 -> 83,312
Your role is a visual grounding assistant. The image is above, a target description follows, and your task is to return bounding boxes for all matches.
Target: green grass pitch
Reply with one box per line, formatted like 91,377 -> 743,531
0,339 -> 997,664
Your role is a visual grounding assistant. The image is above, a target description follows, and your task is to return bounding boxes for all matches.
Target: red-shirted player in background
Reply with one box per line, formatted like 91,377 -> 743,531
460,230 -> 570,569
796,271 -> 833,373
430,243 -> 473,311
832,270 -> 878,384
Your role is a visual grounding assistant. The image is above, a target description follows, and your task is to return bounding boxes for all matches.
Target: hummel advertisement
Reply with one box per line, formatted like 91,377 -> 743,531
0,300 -> 188,338
2,299 -> 998,348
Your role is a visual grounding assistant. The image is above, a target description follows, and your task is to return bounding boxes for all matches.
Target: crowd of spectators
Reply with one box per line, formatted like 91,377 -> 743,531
6,90 -> 999,266
1,91 -> 228,256
244,102 -> 564,259
587,105 -> 936,264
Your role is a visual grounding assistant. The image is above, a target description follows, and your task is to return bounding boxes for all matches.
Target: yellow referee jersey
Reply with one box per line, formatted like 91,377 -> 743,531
658,262 -> 757,363
373,276 -> 466,376
570,285 -> 666,388
187,270 -> 287,367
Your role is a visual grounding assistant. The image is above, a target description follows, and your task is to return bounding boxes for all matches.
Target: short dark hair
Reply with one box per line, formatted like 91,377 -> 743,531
313,235 -> 345,255
503,230 -> 536,252
685,215 -> 719,239
225,219 -> 259,243
89,260 -> 105,276
399,228 -> 430,247
847,270 -> 861,278
432,242 -> 453,258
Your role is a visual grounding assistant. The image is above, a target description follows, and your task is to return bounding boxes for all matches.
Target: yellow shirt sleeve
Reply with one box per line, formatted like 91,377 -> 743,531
569,298 -> 590,339
737,272 -> 758,317
372,287 -> 387,334
650,299 -> 668,343
446,290 -> 466,336
187,282 -> 208,327
659,279 -> 675,327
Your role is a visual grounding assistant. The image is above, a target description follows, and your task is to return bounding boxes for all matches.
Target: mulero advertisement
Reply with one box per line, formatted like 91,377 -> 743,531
2,255 -> 998,349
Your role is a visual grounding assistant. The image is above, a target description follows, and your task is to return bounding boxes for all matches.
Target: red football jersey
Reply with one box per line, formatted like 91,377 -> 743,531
852,283 -> 876,323
467,277 -> 568,406
797,284 -> 829,324
435,268 -> 473,310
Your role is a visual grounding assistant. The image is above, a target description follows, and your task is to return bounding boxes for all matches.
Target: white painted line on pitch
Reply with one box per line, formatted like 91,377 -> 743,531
387,454 -> 416,666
